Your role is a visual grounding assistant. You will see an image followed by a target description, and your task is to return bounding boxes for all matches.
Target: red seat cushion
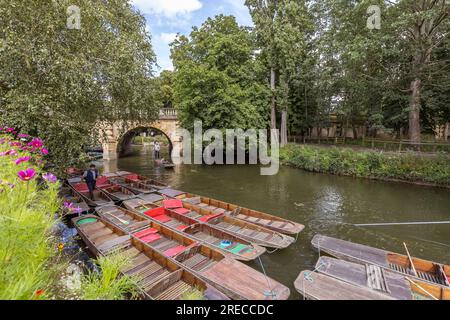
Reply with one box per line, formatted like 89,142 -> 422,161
73,183 -> 89,192
176,225 -> 189,231
164,245 -> 187,257
144,207 -> 165,218
198,213 -> 223,223
124,174 -> 139,181
172,207 -> 190,215
140,234 -> 161,243
96,176 -> 110,186
134,228 -> 158,238
163,199 -> 183,209
153,215 -> 172,223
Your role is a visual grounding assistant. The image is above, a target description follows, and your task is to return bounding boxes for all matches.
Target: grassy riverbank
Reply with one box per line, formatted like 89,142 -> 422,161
280,144 -> 450,187
0,129 -> 135,300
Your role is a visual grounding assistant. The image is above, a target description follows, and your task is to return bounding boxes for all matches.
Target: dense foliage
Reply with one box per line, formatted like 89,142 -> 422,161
0,1 -> 159,171
245,0 -> 449,142
170,1 -> 448,142
280,144 -> 450,185
171,15 -> 270,132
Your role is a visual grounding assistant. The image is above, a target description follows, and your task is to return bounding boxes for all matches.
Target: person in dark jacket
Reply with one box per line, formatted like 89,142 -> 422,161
83,164 -> 99,200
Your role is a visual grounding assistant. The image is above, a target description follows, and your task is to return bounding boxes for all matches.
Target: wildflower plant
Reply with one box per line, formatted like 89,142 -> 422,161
0,128 -> 60,299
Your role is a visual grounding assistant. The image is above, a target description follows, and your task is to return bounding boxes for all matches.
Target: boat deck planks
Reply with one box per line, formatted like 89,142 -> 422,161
294,271 -> 395,300
316,256 -> 413,300
312,235 -> 389,267
202,258 -> 290,300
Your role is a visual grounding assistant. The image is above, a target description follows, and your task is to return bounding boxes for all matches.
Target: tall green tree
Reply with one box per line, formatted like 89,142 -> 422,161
171,15 -> 269,132
0,0 -> 158,170
246,0 -> 314,146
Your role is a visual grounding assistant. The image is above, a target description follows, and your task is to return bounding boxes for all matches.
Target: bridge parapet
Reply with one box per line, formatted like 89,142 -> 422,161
159,108 -> 178,120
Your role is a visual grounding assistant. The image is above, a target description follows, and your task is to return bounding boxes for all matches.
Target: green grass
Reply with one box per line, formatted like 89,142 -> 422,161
81,251 -> 138,300
280,144 -> 450,186
180,287 -> 205,300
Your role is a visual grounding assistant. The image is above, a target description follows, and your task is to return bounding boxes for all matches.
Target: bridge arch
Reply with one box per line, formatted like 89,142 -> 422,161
117,125 -> 173,158
101,109 -> 181,161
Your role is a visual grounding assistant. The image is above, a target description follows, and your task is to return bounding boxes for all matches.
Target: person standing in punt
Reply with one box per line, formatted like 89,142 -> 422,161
83,164 -> 99,200
154,141 -> 161,159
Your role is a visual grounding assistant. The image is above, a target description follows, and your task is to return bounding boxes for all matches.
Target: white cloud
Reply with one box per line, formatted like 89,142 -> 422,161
131,0 -> 203,17
159,32 -> 178,45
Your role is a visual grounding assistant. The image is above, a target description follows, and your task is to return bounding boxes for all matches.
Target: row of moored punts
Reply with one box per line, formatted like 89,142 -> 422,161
63,171 -> 303,300
294,235 -> 450,300
62,170 -> 449,300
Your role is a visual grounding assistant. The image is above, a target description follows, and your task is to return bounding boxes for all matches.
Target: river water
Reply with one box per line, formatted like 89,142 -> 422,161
101,145 -> 450,299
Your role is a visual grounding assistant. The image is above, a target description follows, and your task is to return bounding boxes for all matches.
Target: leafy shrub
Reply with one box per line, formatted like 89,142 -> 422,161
280,144 -> 450,185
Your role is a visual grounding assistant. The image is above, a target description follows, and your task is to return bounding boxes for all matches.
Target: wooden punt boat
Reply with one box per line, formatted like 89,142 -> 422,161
294,270 -> 394,300
315,256 -> 413,300
115,202 -> 266,261
98,184 -> 138,202
72,215 -> 229,300
159,189 -> 304,235
95,206 -> 289,300
69,181 -> 114,207
155,191 -> 295,249
118,173 -> 168,190
60,184 -> 91,217
311,235 -> 450,300
109,177 -> 156,195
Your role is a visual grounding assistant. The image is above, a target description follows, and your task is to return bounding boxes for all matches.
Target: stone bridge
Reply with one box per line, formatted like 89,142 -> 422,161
100,108 -> 181,161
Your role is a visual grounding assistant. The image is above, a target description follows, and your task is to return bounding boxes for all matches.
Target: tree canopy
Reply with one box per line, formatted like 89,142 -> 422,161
171,15 -> 270,132
0,0 -> 158,169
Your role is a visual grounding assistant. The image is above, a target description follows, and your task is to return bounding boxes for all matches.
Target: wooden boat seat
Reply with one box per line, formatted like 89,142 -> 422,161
182,254 -> 209,269
184,197 -> 202,205
134,228 -> 158,238
97,235 -> 131,254
155,281 -> 192,300
174,225 -> 187,232
153,214 -> 172,223
141,269 -> 171,291
140,233 -> 162,244
173,207 -> 190,215
122,254 -> 151,273
89,227 -> 114,240
164,245 -> 188,257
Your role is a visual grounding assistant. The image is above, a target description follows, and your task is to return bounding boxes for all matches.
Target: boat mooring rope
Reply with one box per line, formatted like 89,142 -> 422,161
257,256 -> 276,299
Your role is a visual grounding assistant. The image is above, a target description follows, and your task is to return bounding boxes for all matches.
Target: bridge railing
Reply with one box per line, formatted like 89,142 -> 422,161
159,108 -> 178,120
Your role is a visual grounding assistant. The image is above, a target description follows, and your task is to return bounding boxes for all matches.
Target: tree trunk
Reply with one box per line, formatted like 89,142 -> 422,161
408,78 -> 421,143
280,109 -> 288,146
270,68 -> 277,130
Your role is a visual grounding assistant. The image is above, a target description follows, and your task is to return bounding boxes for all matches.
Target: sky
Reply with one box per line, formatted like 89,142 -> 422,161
130,0 -> 253,73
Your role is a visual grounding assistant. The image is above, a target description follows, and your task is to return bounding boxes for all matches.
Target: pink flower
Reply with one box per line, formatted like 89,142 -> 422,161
10,141 -> 22,147
15,156 -> 32,165
28,138 -> 43,149
42,172 -> 57,183
0,139 -> 5,144
18,168 -> 36,181
41,148 -> 49,155
18,134 -> 30,138
0,150 -> 17,156
6,127 -> 15,133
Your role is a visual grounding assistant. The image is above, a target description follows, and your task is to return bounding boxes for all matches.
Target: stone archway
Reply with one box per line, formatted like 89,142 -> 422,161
100,113 -> 181,161
118,126 -> 174,158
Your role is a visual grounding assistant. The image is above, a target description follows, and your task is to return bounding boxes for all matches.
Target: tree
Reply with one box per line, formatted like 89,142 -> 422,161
396,0 -> 449,142
154,70 -> 174,109
0,0 -> 158,170
246,0 -> 314,146
171,15 -> 269,132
